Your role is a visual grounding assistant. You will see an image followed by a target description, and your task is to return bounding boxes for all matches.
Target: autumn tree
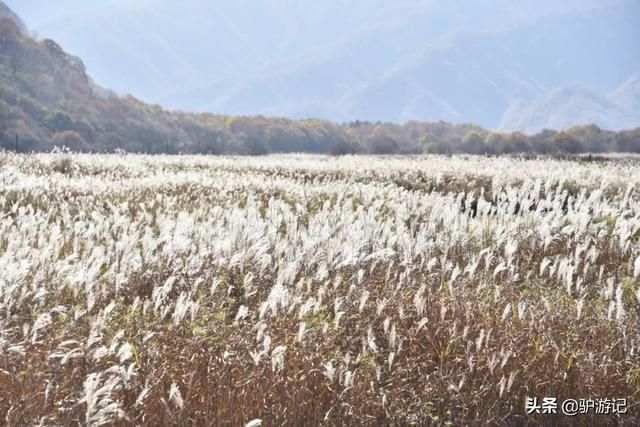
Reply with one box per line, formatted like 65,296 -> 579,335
553,131 -> 583,154
328,138 -> 354,155
616,128 -> 640,153
462,131 -> 486,154
368,136 -> 399,154
566,125 -> 616,153
420,133 -> 436,154
506,132 -> 531,153
366,126 -> 399,154
485,133 -> 508,154
0,19 -> 22,76
529,129 -> 558,154
45,111 -> 74,132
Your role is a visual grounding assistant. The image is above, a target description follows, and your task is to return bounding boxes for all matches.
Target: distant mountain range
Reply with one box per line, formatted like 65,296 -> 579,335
500,80 -> 640,134
0,1 -> 637,157
610,73 -> 640,116
5,0 -> 640,132
0,2 -> 481,155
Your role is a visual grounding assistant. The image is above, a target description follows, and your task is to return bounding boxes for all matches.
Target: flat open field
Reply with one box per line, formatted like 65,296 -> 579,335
1,152 -> 639,425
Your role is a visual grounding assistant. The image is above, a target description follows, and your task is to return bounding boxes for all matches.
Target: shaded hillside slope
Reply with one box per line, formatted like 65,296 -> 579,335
0,3 -> 638,155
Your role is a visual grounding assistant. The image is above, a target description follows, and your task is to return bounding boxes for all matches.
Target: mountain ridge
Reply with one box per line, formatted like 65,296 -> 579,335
610,73 -> 640,115
0,1 -> 25,33
0,1 -> 638,155
6,0 -> 639,130
500,83 -> 639,133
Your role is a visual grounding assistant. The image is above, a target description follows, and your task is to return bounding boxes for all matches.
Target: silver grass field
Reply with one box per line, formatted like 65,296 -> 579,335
1,151 -> 639,425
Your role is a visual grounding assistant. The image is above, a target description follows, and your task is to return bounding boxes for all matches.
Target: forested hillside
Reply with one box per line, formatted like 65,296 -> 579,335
0,6 -> 638,155
8,0 -> 639,130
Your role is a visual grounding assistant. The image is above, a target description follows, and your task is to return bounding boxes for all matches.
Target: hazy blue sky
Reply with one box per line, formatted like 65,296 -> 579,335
5,0 -> 640,130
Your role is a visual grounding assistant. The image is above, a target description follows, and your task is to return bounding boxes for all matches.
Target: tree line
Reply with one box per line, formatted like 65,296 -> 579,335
0,17 -> 638,156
